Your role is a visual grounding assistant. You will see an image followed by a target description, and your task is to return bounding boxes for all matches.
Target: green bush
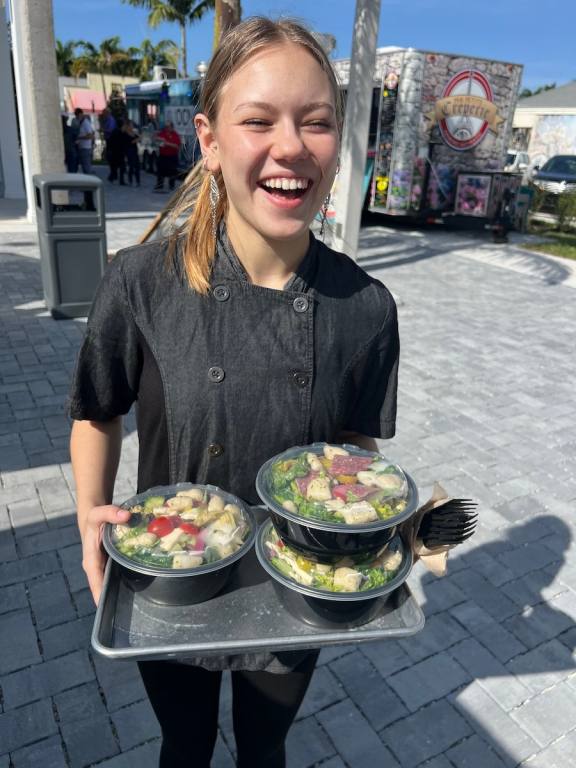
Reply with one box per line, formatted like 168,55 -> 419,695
556,193 -> 576,232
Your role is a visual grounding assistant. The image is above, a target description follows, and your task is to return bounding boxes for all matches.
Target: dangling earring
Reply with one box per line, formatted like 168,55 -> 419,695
209,174 -> 220,237
319,193 -> 330,240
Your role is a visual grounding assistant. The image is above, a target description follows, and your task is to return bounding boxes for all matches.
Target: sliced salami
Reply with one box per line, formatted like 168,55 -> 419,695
330,455 -> 374,475
333,484 -> 376,501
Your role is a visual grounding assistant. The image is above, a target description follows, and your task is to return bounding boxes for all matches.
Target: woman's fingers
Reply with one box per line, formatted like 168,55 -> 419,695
81,505 -> 131,606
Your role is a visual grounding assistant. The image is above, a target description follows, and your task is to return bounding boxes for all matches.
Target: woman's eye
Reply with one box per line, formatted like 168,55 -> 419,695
305,121 -> 333,129
243,119 -> 270,127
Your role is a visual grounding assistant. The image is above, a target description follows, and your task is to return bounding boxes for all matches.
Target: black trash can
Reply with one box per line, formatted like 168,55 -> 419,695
33,173 -> 107,319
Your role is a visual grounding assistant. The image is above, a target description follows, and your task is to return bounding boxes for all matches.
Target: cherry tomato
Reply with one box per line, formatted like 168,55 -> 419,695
147,516 -> 174,537
180,523 -> 200,535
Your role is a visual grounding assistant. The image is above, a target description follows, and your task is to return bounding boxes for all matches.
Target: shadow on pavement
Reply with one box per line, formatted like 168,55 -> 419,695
357,218 -> 574,286
405,513 -> 575,767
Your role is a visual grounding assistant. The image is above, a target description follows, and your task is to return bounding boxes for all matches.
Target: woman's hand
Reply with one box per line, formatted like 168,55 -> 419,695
79,505 -> 131,606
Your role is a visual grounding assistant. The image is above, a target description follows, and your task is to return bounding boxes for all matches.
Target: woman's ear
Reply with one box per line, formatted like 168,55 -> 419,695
194,113 -> 220,172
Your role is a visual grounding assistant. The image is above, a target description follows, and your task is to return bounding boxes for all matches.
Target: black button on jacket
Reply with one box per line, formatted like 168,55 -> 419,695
69,228 -> 399,506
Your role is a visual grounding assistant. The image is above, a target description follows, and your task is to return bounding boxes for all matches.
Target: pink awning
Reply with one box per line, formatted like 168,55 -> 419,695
68,89 -> 107,113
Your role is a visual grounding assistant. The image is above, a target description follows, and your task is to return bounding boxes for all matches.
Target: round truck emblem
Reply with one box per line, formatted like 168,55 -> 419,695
438,70 -> 494,151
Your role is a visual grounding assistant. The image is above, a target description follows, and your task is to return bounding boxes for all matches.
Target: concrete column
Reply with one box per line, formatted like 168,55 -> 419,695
9,0 -> 64,221
331,0 -> 381,259
0,0 -> 24,198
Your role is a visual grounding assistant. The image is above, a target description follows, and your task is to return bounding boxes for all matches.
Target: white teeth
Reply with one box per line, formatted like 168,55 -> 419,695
262,178 -> 309,190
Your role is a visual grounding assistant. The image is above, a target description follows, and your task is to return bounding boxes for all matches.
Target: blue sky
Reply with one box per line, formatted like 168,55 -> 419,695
52,0 -> 575,90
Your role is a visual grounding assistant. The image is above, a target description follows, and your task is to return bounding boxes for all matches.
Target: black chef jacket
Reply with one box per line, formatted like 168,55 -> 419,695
69,227 -> 399,672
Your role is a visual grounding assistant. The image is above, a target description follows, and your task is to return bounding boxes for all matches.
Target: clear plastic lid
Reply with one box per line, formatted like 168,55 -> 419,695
257,520 -> 411,599
256,443 -> 415,531
104,483 -> 254,574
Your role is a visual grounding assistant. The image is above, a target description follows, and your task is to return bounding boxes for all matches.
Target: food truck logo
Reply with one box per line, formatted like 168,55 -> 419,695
427,70 -> 504,151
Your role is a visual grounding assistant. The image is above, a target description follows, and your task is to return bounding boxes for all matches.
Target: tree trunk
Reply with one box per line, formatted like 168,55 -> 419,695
180,22 -> 187,78
100,68 -> 107,101
213,0 -> 241,48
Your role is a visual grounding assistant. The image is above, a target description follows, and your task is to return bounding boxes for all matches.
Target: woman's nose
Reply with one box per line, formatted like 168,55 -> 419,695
270,123 -> 309,162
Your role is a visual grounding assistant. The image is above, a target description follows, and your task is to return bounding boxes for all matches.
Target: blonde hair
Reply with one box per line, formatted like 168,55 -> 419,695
166,16 -> 343,294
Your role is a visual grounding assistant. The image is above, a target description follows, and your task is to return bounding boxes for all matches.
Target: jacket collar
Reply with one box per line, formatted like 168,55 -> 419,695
213,222 -> 318,293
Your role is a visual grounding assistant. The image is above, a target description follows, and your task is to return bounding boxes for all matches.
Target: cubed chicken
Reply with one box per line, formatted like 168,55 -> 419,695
176,488 -> 205,501
208,494 -> 225,513
356,470 -> 380,487
166,496 -> 194,511
306,452 -> 324,472
130,532 -> 158,548
172,553 -> 203,569
114,524 -> 132,540
306,477 -> 332,502
159,527 -> 187,552
374,549 -> 403,570
334,567 -> 362,592
340,501 -> 378,525
323,445 -> 349,460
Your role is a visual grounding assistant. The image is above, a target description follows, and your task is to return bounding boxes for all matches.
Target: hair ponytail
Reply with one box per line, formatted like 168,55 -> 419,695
166,166 -> 227,294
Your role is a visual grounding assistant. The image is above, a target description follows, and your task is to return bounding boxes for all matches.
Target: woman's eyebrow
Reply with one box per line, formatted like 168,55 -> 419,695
233,101 -> 335,114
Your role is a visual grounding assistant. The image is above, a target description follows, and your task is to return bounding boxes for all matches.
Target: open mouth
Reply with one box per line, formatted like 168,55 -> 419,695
257,177 -> 312,201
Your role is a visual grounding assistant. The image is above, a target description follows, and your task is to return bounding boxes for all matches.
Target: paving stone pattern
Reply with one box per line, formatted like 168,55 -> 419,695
1,218 -> 575,767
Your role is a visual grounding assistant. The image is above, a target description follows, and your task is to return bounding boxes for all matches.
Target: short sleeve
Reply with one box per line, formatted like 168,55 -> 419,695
68,256 -> 142,421
340,296 -> 399,438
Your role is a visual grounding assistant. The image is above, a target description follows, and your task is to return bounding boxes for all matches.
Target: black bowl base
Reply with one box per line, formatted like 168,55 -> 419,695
120,564 -> 234,606
271,580 -> 393,629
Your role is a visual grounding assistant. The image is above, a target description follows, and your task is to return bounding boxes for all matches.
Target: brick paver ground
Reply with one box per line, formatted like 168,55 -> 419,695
1,185 -> 575,767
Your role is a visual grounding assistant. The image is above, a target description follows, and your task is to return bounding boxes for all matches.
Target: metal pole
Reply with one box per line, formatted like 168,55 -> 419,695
9,0 -> 65,222
331,0 -> 381,259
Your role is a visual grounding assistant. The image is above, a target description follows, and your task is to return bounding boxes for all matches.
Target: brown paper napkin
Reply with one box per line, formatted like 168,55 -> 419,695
400,481 -> 453,577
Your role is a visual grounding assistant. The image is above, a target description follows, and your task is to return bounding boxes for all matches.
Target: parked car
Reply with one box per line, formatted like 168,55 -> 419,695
532,155 -> 576,194
504,149 -> 530,173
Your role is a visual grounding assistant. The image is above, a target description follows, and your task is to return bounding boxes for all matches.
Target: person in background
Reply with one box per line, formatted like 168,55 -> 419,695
106,119 -> 127,185
75,109 -> 94,174
123,119 -> 141,186
100,107 -> 117,169
62,114 -> 77,173
154,120 -> 181,192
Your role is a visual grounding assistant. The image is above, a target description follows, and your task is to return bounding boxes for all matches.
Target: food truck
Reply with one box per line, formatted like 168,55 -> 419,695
333,47 -> 523,227
125,77 -> 202,173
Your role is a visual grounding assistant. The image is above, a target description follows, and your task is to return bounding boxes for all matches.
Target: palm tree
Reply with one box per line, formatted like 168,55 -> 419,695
121,0 -> 215,78
72,37 -> 131,99
56,39 -> 81,77
132,38 -> 179,80
213,0 -> 241,49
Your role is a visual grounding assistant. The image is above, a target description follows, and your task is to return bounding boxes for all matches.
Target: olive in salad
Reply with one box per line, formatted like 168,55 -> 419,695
268,445 -> 408,525
112,489 -> 249,569
264,525 -> 404,593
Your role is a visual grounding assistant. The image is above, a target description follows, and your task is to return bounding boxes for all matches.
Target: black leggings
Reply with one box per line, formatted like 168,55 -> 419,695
138,652 -> 319,768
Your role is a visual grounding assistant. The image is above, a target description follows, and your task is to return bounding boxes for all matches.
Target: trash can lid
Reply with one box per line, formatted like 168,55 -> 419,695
33,173 -> 103,188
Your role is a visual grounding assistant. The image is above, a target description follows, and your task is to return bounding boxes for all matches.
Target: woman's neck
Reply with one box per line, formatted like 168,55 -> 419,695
226,215 -> 310,290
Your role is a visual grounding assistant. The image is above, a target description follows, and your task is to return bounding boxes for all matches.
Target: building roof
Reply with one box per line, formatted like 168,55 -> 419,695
518,80 -> 576,108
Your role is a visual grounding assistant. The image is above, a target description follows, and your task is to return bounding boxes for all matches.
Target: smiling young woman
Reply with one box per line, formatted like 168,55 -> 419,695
69,17 -> 400,768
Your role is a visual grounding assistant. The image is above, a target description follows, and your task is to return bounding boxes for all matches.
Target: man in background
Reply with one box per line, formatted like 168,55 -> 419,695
75,109 -> 94,174
154,120 -> 181,192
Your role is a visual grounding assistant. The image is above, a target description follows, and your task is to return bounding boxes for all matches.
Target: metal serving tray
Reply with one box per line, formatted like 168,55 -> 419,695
92,545 -> 425,662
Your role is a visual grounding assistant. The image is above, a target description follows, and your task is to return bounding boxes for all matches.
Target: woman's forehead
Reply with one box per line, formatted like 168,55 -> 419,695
218,43 -> 334,109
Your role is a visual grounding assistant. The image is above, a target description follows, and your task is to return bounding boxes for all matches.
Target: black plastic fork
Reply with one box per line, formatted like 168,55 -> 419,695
417,498 -> 478,548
